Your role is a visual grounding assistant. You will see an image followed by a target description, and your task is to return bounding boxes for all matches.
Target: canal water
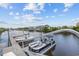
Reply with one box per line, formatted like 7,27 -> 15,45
0,31 -> 8,55
1,31 -> 79,56
53,33 -> 79,56
0,31 -> 42,55
0,31 -> 42,48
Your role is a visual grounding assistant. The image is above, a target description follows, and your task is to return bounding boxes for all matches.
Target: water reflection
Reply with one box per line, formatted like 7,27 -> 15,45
1,31 -> 79,56
0,31 -> 42,48
53,33 -> 79,56
0,31 -> 8,55
1,31 -> 8,48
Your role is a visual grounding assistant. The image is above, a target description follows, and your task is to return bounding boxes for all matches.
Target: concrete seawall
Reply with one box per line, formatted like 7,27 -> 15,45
44,29 -> 79,38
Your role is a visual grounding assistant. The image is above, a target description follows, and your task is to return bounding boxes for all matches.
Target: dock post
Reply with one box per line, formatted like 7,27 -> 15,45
7,29 -> 11,47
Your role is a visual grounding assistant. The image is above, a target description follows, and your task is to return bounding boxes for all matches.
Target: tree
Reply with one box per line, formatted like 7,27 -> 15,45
51,27 -> 58,31
72,26 -> 79,32
61,26 -> 69,29
0,28 -> 6,42
42,25 -> 50,33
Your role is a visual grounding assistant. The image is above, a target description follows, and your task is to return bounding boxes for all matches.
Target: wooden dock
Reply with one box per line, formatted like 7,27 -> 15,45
3,29 -> 79,56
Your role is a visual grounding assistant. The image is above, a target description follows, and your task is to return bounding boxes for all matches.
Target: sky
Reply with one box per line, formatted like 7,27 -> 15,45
0,3 -> 79,28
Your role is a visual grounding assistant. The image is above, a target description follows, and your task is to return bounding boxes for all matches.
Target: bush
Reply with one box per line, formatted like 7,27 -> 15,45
72,26 -> 79,32
0,28 -> 6,34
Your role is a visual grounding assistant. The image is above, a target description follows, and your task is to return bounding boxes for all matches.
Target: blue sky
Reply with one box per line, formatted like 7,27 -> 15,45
0,3 -> 79,28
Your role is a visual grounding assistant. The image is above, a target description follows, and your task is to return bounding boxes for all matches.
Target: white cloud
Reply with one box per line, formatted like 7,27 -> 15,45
15,12 -> 19,15
9,6 -> 13,9
64,3 -> 74,8
22,14 -> 42,22
33,11 -> 41,14
72,18 -> 79,23
71,18 -> 79,26
51,16 -> 55,18
23,3 -> 36,11
63,3 -> 74,12
0,21 -> 8,24
9,12 -> 19,16
0,3 -> 10,9
63,8 -> 69,12
37,3 -> 45,10
58,14 -> 65,16
46,16 -> 55,18
46,16 -> 49,18
48,4 -> 52,6
0,21 -> 9,28
9,12 -> 14,15
14,16 -> 20,19
23,3 -> 45,14
53,8 -> 58,13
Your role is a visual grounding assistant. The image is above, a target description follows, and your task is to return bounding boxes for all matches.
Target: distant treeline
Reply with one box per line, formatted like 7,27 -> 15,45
14,25 -> 79,33
41,26 -> 79,33
0,28 -> 6,34
0,25 -> 79,34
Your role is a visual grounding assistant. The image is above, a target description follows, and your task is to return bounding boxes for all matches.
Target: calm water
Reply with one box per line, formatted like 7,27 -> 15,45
0,31 -> 8,55
0,31 -> 41,48
1,31 -> 79,56
53,33 -> 79,56
1,31 -> 8,47
0,31 -> 41,55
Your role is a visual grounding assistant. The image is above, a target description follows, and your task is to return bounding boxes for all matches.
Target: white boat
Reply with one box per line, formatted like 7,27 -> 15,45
29,35 -> 56,53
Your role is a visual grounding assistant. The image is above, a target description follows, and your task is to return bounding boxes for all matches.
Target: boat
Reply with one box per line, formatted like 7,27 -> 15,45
29,35 -> 56,53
